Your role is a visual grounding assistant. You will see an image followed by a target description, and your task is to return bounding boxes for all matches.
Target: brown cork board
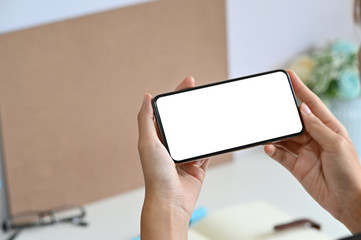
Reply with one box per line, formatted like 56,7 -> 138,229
0,0 -> 230,213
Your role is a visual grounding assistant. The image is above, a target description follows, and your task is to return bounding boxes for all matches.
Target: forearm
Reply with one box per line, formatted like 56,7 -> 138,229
141,196 -> 189,240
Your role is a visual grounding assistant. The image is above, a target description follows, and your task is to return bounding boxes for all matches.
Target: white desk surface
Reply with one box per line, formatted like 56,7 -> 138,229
7,147 -> 351,240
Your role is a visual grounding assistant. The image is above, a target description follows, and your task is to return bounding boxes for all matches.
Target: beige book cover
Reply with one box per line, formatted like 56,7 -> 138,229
189,201 -> 331,240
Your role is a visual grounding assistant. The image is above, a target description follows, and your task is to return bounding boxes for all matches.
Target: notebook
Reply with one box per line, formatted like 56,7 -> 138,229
189,201 -> 331,240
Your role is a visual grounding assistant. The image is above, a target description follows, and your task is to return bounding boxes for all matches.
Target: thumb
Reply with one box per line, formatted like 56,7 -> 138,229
300,103 -> 339,148
137,93 -> 158,144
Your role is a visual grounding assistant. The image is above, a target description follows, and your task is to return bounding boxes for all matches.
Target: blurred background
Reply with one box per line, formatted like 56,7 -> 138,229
0,0 -> 359,239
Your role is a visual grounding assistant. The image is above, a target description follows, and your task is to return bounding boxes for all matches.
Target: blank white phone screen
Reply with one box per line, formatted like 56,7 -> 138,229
155,71 -> 303,162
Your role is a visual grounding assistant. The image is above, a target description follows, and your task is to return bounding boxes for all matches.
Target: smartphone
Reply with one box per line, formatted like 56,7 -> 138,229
153,69 -> 304,163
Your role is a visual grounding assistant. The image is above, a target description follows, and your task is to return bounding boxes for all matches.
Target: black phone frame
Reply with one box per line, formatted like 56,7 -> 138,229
153,69 -> 305,163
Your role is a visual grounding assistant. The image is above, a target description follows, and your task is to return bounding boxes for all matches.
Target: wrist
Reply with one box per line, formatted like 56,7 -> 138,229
141,194 -> 190,240
339,191 -> 361,234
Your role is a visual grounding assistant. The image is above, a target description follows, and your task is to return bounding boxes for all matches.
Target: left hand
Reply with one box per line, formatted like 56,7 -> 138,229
137,76 -> 209,239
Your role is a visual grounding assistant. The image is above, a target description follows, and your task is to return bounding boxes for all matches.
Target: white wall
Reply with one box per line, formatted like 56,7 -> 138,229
0,0 -> 356,74
226,0 -> 357,78
0,0 -> 152,34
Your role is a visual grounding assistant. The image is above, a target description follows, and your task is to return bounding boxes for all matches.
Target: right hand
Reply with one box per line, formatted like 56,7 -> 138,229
264,70 -> 361,233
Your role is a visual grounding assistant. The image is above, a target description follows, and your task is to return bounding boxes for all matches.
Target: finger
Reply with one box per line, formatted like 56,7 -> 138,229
192,158 -> 210,170
200,159 -> 210,172
300,103 -> 341,148
275,140 -> 303,157
193,159 -> 206,167
137,93 -> 158,144
178,158 -> 209,182
280,131 -> 312,146
175,76 -> 195,91
264,144 -> 297,173
288,70 -> 348,137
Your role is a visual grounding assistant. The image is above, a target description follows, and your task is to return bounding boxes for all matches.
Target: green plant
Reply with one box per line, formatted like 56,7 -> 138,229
289,40 -> 361,101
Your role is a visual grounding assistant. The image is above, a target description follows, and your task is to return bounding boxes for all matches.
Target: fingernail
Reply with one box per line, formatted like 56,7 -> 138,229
193,159 -> 205,167
301,103 -> 311,115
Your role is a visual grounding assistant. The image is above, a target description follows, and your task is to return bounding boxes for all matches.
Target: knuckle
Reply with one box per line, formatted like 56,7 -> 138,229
138,138 -> 157,153
137,141 -> 143,152
332,136 -> 348,151
307,113 -> 324,132
339,124 -> 350,137
309,113 -> 321,126
277,150 -> 288,163
137,110 -> 142,123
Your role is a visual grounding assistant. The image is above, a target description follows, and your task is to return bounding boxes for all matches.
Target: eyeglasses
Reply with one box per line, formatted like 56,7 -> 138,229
2,204 -> 88,240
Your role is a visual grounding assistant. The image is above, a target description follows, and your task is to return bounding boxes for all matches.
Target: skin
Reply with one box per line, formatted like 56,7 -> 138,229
264,70 -> 361,234
137,77 -> 209,240
137,71 -> 361,238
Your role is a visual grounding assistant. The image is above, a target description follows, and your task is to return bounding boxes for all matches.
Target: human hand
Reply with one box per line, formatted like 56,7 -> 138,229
264,70 -> 361,233
137,76 -> 209,239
